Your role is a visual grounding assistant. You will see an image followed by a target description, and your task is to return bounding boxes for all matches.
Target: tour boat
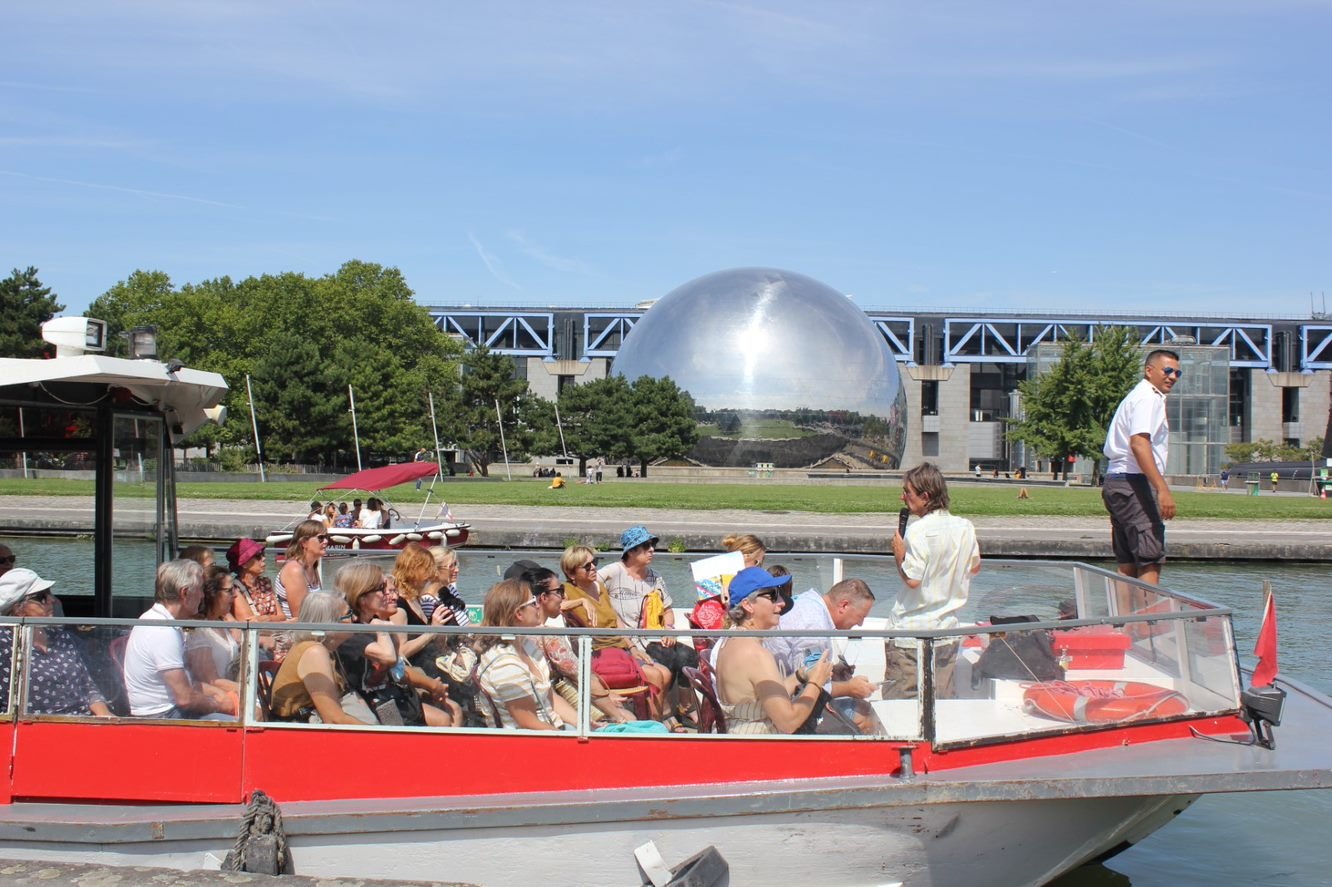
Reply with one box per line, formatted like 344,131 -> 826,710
264,461 -> 471,553
3,319 -> 1331,887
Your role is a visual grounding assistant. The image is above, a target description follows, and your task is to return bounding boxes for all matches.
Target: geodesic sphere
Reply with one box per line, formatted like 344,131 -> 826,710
612,267 -> 906,469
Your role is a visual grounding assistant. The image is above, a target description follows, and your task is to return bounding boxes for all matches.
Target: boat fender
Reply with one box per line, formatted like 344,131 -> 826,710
445,528 -> 461,538
388,534 -> 406,546
427,531 -> 444,540
221,789 -> 291,875
351,538 -> 360,550
265,534 -> 292,545
330,535 -> 352,545
361,534 -> 382,544
406,532 -> 423,541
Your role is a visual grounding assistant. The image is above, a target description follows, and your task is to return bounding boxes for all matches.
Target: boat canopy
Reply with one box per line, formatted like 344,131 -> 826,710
0,354 -> 227,438
319,461 -> 441,492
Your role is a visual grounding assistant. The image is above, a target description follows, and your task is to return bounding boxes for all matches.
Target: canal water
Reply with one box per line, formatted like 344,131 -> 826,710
12,539 -> 1332,885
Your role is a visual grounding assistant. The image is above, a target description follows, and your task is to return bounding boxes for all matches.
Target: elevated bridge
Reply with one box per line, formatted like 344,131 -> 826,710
428,306 -> 1332,373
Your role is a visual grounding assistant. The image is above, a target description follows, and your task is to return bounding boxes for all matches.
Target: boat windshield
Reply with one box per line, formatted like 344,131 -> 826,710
0,560 -> 1240,750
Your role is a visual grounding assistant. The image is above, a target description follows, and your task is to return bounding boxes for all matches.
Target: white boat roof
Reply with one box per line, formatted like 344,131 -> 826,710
0,354 -> 228,437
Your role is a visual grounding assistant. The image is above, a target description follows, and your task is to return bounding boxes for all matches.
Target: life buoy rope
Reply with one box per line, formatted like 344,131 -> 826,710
1023,680 -> 1189,724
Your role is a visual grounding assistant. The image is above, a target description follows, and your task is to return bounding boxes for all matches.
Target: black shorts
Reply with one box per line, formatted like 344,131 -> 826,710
1102,474 -> 1165,567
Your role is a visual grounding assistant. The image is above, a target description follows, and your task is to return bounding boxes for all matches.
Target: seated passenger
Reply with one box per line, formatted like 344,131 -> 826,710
559,544 -> 669,719
178,545 -> 215,569
388,543 -> 451,676
765,578 -> 881,733
0,569 -> 111,717
124,559 -> 236,720
476,579 -> 577,731
339,562 -> 459,727
269,592 -> 377,724
425,546 -> 470,626
524,565 -> 635,725
712,567 -> 832,734
228,537 -> 285,625
186,565 -> 242,693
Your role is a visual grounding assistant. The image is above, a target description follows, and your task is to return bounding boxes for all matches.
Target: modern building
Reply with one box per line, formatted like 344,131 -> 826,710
429,304 -> 1332,478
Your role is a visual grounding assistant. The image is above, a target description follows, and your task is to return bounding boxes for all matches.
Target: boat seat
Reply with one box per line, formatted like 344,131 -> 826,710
682,665 -> 726,734
255,659 -> 281,721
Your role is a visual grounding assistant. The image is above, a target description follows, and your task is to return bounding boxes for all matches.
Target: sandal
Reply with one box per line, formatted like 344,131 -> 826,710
673,707 -> 699,731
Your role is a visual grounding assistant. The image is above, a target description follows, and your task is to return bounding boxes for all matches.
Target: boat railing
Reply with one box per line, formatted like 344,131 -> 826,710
1,566 -> 1242,747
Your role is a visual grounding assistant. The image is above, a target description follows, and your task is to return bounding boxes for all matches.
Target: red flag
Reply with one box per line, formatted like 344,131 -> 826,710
1251,590 -> 1279,688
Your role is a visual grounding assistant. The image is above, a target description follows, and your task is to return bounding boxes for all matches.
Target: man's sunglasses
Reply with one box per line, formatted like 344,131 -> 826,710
1161,367 -> 1183,378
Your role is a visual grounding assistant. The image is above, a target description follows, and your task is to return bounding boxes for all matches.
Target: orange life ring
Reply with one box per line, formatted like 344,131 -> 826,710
1023,680 -> 1189,724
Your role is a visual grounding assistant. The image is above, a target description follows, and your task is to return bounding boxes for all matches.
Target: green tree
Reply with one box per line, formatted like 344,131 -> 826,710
1007,327 -> 1142,482
0,267 -> 64,358
85,261 -> 463,468
557,375 -> 634,474
625,375 -> 698,477
439,347 -> 534,476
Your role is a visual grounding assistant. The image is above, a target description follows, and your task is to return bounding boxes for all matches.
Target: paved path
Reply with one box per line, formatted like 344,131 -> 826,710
4,496 -> 1329,560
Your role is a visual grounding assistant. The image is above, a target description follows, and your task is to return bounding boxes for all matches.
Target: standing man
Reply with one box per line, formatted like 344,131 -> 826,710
414,447 -> 428,490
888,463 -> 981,699
1102,349 -> 1180,586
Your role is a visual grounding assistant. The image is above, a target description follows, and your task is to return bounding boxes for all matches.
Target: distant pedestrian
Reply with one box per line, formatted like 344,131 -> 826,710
415,447 -> 428,490
1220,468 -> 1230,491
1271,470 -> 1279,493
1102,349 -> 1180,587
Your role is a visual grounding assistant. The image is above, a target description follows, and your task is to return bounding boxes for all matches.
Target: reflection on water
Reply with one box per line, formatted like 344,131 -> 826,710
7,538 -> 1332,885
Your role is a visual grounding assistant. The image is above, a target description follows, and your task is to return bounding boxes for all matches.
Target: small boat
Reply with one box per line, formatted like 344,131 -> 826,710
3,318 -> 1331,886
264,461 -> 470,553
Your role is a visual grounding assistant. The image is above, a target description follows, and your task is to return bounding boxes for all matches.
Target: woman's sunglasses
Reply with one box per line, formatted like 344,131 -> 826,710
751,590 -> 782,603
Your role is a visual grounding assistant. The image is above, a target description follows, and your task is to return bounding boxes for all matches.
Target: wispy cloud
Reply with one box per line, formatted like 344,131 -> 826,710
0,170 -> 241,208
468,232 -> 521,289
505,230 -> 592,274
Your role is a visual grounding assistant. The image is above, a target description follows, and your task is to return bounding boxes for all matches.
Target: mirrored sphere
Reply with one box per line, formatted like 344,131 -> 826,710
613,267 -> 907,469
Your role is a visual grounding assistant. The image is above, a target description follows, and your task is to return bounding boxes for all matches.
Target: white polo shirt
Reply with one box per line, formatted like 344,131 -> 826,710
890,510 -> 979,637
124,603 -> 186,717
1103,378 -> 1169,475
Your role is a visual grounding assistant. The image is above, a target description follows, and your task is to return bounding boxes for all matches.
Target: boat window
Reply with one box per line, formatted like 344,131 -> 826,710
110,414 -> 172,617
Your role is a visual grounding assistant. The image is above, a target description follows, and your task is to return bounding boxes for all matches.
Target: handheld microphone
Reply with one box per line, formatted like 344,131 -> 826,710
897,507 -> 910,537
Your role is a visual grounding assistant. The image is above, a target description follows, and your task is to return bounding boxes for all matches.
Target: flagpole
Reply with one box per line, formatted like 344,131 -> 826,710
349,385 -> 363,472
427,391 -> 444,480
494,398 -> 512,481
245,374 -> 266,483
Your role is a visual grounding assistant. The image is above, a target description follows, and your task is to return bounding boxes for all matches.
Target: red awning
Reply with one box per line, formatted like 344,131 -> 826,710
319,462 -> 440,492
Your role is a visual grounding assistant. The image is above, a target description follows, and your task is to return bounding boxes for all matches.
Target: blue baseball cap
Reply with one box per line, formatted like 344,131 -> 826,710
727,566 -> 789,607
619,525 -> 659,556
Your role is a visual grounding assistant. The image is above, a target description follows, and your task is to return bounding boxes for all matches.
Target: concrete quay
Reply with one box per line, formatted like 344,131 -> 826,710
2,495 -> 1329,561
0,858 -> 469,885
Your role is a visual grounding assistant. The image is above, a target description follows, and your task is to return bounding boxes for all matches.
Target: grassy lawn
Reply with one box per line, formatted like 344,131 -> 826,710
2,476 -> 1330,519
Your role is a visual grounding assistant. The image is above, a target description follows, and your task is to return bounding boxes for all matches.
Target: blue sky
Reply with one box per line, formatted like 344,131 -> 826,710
4,1 -> 1330,318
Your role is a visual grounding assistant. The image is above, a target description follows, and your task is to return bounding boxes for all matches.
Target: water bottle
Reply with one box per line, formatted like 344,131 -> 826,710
390,657 -> 407,683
